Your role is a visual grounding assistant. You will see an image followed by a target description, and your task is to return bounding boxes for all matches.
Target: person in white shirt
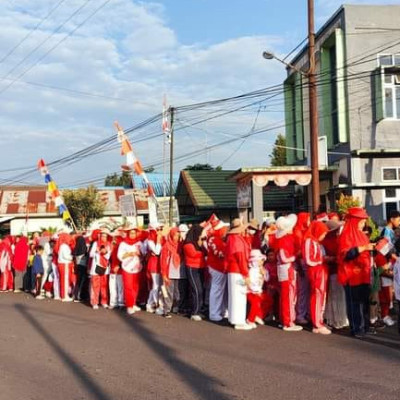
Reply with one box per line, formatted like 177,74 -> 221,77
117,228 -> 143,315
56,233 -> 74,302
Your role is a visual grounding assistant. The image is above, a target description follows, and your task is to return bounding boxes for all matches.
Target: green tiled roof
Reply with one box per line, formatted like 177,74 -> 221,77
181,170 -> 236,209
178,170 -> 295,212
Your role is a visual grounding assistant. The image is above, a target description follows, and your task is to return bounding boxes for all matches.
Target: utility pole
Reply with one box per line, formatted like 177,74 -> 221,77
308,0 -> 320,216
169,107 -> 175,226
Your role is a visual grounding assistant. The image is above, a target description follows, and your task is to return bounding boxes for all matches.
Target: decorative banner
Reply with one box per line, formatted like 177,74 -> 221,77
114,121 -> 156,198
162,94 -> 171,139
36,159 -> 75,228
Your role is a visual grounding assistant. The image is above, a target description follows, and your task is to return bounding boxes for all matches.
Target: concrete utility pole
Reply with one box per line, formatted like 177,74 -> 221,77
169,107 -> 175,226
308,0 -> 320,215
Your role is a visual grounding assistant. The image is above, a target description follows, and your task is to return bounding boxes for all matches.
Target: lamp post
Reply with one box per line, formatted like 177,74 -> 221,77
262,0 -> 320,215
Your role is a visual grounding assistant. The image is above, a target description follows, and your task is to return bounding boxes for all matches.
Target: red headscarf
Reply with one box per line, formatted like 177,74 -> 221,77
162,227 -> 181,268
54,233 -> 73,255
293,212 -> 310,252
337,209 -> 370,286
13,236 -> 29,272
123,229 -> 141,246
304,221 -> 329,243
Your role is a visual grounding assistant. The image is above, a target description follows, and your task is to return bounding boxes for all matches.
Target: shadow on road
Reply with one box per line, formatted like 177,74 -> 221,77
116,312 -> 232,400
14,304 -> 112,400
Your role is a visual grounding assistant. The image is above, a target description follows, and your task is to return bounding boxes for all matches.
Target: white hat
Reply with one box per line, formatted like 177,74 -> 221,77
249,249 -> 266,263
275,215 -> 297,239
148,222 -> 163,230
178,224 -> 189,233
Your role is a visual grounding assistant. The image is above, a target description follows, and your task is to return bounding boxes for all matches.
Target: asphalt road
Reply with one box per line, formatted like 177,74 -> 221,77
0,293 -> 399,400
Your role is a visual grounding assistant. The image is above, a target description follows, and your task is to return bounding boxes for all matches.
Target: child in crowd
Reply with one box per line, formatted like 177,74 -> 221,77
246,249 -> 268,327
263,248 -> 279,321
32,246 -> 45,299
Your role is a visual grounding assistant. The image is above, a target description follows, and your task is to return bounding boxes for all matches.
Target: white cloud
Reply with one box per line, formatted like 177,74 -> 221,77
0,0 -> 288,186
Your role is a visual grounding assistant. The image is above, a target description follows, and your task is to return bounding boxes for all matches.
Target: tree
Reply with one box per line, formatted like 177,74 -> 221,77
269,134 -> 287,166
184,163 -> 220,171
104,171 -> 132,187
63,186 -> 105,230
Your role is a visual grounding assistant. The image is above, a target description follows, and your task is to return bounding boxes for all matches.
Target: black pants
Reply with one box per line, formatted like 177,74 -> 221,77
74,264 -> 88,301
186,267 -> 204,316
345,284 -> 370,335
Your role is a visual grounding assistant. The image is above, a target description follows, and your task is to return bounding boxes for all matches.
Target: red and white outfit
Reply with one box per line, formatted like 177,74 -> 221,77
109,237 -> 124,308
89,240 -> 111,307
225,230 -> 250,327
0,237 -> 13,291
117,236 -> 143,312
207,228 -> 228,322
303,221 -> 329,330
56,234 -> 74,301
146,231 -> 162,311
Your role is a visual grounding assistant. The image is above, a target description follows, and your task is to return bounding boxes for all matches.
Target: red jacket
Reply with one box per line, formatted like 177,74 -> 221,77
183,243 -> 206,269
207,235 -> 226,273
303,237 -> 324,268
225,234 -> 250,277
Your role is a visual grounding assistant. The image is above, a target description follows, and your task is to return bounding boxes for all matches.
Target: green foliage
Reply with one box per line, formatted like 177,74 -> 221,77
104,171 -> 132,187
366,217 -> 380,242
336,193 -> 361,216
63,186 -> 105,230
39,226 -> 58,234
269,134 -> 287,166
184,163 -> 217,171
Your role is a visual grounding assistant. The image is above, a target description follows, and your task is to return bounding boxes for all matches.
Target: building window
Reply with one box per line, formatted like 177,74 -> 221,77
382,187 -> 400,221
378,54 -> 400,67
382,167 -> 400,181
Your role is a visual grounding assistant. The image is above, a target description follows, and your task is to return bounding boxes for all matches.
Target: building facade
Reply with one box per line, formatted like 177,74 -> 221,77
284,4 -> 400,224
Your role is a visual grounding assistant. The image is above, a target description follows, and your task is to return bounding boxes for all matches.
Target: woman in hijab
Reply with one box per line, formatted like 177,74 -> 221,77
302,221 -> 330,334
323,220 -> 348,330
159,227 -> 182,318
276,214 -> 303,332
338,207 -> 374,338
183,224 -> 207,321
89,229 -> 112,309
225,218 -> 252,330
55,233 -> 74,302
117,228 -> 143,315
0,236 -> 14,291
293,212 -> 311,325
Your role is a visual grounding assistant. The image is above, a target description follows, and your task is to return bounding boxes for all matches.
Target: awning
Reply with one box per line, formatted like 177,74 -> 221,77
0,216 -> 14,224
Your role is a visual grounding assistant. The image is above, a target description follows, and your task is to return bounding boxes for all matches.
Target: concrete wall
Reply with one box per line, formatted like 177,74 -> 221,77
344,5 -> 400,153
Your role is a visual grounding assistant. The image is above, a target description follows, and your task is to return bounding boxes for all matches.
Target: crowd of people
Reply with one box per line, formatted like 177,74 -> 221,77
1,207 -> 400,338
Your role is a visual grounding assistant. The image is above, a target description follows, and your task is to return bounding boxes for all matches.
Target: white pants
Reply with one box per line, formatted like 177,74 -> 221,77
52,262 -> 60,299
147,273 -> 161,308
41,256 -> 52,292
109,274 -> 124,307
209,268 -> 227,321
228,273 -> 247,326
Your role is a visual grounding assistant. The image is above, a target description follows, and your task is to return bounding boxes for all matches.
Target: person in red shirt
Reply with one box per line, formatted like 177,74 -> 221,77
183,224 -> 207,321
207,219 -> 229,322
302,221 -> 330,334
276,214 -> 302,332
338,207 -> 374,338
293,212 -> 310,325
264,248 -> 279,321
225,218 -> 252,330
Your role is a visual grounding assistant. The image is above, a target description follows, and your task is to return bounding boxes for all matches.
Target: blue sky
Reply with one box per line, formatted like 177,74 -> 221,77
0,0 -> 398,186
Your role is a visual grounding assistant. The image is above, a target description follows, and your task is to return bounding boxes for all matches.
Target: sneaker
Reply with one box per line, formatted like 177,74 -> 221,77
366,327 -> 377,335
283,325 -> 303,332
14,289 -> 22,293
54,297 -> 61,301
92,305 -> 99,310
254,316 -> 265,325
246,320 -> 257,329
62,297 -> 73,302
370,317 -> 378,325
155,308 -> 164,316
127,307 -> 135,315
73,299 -> 81,303
101,304 -> 109,309
383,316 -> 395,327
190,315 -> 202,322
133,305 -> 141,312
372,319 -> 386,330
317,326 -> 332,335
146,305 -> 155,313
164,313 -> 172,319
36,295 -> 45,300
45,292 -> 52,299
234,323 -> 254,331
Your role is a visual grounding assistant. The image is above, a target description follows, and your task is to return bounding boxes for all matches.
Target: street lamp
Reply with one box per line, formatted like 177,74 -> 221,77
262,31 -> 320,216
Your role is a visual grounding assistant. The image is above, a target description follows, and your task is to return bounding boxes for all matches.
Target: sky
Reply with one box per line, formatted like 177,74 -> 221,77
0,0 -> 398,187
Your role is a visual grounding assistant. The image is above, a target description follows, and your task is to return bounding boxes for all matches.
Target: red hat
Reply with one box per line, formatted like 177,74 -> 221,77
346,207 -> 368,219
